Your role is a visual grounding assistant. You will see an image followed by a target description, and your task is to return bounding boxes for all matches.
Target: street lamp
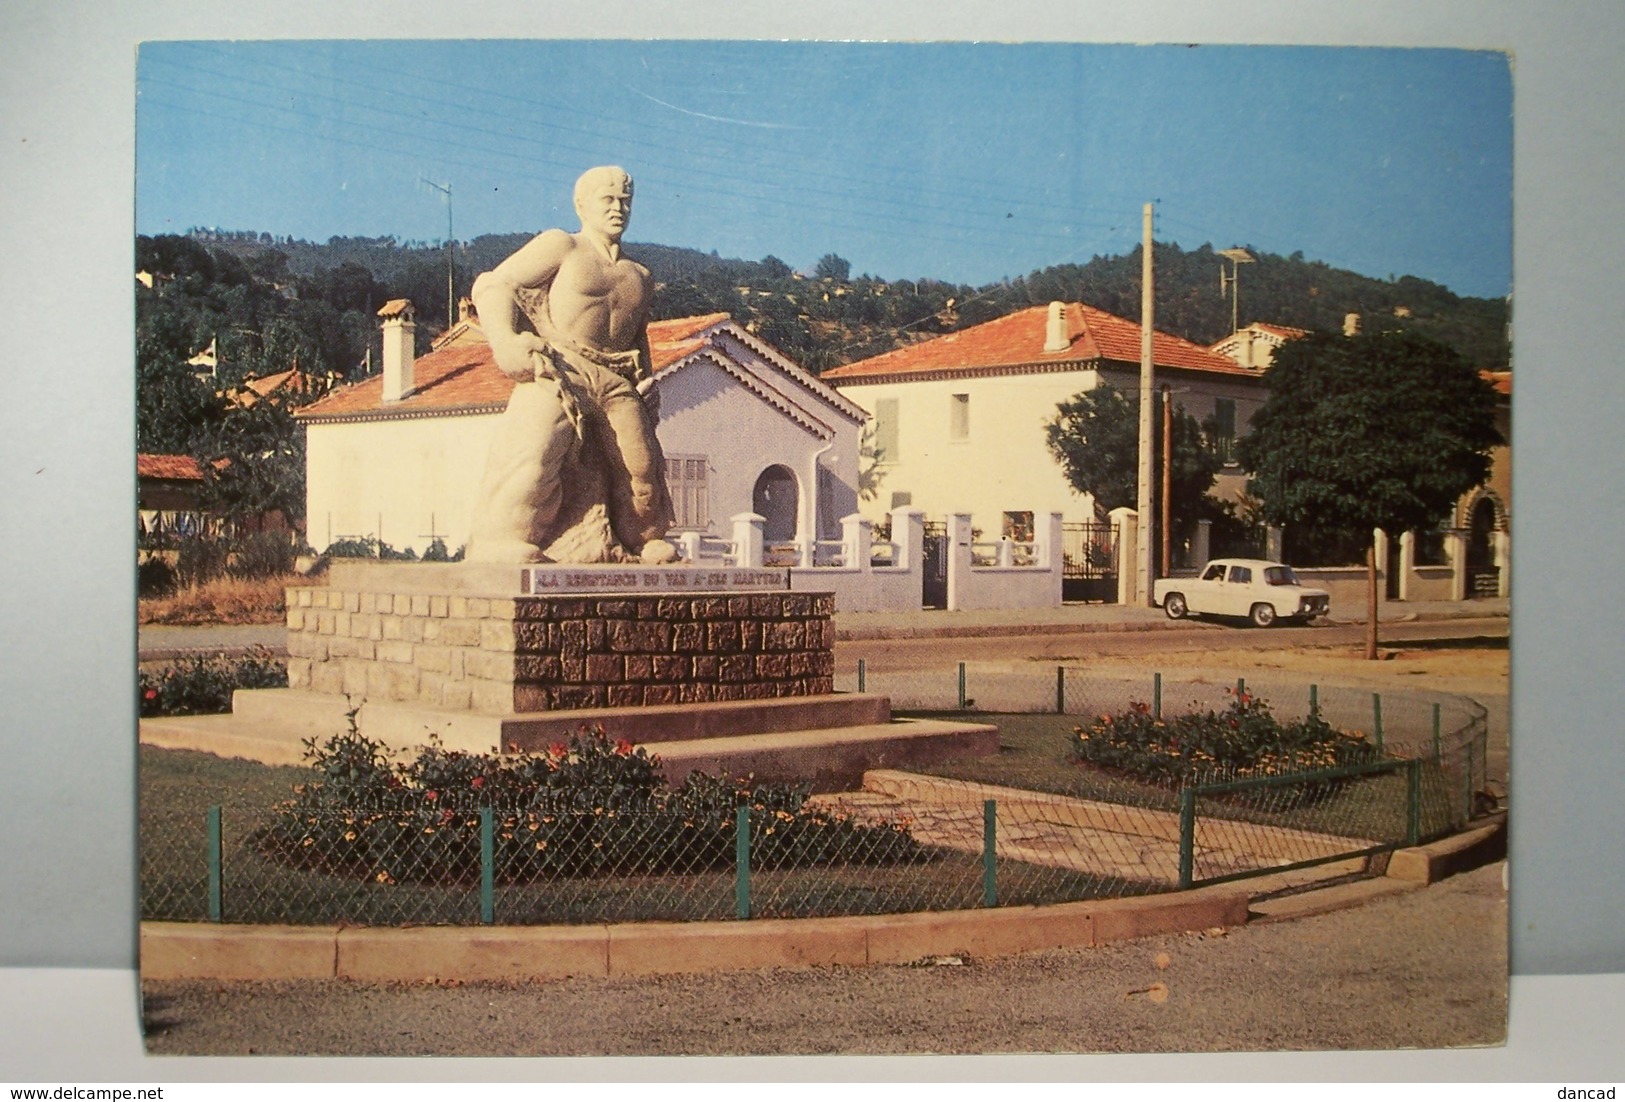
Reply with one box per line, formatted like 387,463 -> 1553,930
1219,247 -> 1255,335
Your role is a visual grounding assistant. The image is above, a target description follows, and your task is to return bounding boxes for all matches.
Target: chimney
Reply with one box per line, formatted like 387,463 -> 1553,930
378,299 -> 416,402
1043,301 -> 1070,352
1343,312 -> 1361,337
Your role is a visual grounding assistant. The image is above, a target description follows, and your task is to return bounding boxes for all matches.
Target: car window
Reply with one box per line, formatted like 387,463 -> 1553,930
1229,566 -> 1252,584
1202,564 -> 1227,581
1264,566 -> 1299,586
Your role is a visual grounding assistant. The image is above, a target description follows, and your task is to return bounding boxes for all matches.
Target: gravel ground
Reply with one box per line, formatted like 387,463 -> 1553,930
141,861 -> 1507,1057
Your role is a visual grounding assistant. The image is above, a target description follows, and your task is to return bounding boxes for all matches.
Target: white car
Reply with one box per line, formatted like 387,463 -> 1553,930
1153,558 -> 1330,627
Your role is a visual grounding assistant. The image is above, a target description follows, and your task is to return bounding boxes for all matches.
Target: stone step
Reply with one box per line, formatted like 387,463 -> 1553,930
226,688 -> 892,754
648,719 -> 1000,792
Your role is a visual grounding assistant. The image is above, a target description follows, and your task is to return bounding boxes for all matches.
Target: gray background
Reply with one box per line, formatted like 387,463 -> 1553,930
1,0 -> 1619,987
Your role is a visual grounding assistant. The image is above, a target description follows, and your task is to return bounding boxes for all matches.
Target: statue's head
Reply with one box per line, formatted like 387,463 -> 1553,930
574,166 -> 634,241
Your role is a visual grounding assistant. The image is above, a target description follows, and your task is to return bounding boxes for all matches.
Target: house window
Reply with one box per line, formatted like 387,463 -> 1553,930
1211,399 -> 1237,464
949,393 -> 970,440
666,455 -> 709,529
874,398 -> 900,463
890,492 -> 912,509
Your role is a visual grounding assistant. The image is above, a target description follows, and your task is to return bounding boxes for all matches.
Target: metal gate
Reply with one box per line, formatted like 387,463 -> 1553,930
921,520 -> 948,609
1061,520 -> 1118,603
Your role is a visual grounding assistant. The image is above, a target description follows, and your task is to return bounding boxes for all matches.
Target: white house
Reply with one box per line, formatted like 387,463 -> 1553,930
821,300 -> 1271,540
295,303 -> 868,557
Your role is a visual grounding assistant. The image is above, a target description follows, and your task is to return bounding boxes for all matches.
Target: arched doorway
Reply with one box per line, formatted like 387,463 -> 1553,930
752,465 -> 799,544
1467,497 -> 1499,598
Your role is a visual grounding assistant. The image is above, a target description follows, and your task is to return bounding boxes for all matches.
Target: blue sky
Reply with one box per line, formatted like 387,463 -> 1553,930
136,41 -> 1512,298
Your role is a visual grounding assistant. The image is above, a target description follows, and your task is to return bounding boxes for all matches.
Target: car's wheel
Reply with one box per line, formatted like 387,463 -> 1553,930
1164,593 -> 1187,619
1249,603 -> 1277,628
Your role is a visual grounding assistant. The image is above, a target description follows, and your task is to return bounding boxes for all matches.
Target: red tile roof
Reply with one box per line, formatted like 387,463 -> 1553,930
296,313 -> 731,420
821,303 -> 1251,382
1483,370 -> 1512,397
137,454 -> 205,481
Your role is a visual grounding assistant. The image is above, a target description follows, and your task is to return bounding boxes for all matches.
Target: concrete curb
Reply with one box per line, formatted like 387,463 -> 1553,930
140,884 -> 1251,983
1385,814 -> 1507,884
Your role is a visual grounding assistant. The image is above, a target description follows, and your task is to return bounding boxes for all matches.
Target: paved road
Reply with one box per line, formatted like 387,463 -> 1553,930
140,860 -> 1507,1056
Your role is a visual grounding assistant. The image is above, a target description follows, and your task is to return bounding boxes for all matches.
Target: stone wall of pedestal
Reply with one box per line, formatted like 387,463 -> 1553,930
285,583 -> 836,715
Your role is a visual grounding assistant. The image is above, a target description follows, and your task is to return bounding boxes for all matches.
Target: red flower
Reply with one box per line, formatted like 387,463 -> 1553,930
614,739 -> 635,756
425,790 -> 439,802
143,689 -> 158,701
471,776 -> 486,789
549,743 -> 568,758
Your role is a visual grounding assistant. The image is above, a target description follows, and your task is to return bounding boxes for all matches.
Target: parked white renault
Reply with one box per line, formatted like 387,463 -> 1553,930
1153,558 -> 1330,627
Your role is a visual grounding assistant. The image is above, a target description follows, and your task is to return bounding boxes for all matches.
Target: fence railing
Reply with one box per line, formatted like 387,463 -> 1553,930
142,664 -> 1496,925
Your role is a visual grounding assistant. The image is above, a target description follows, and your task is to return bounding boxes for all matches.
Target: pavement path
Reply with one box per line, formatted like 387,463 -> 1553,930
139,859 -> 1508,1056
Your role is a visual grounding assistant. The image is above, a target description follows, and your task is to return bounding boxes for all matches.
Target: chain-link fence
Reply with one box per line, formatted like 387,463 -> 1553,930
142,662 -> 1494,926
141,792 -> 1157,926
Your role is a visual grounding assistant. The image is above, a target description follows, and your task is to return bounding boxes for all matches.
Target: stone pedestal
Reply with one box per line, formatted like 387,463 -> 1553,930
286,562 -> 833,715
143,560 -> 999,790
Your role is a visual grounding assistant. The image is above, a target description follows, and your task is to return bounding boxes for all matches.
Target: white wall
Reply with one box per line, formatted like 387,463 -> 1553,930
305,411 -> 497,555
841,368 -> 1103,533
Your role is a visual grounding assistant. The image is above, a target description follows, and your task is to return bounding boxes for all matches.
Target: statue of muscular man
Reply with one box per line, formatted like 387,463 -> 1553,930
465,166 -> 679,564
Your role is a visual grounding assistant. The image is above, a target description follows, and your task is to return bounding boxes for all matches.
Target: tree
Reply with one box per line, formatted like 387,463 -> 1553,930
1236,331 -> 1502,658
1044,384 -> 1221,537
199,399 -> 306,527
814,253 -> 851,281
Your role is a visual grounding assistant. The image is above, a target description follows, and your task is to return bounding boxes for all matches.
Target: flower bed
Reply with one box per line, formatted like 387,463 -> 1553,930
1071,688 -> 1378,788
253,725 -> 923,885
139,646 -> 287,716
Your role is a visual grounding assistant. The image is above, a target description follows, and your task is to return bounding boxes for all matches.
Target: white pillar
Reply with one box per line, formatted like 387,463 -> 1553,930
1265,526 -> 1284,562
1493,529 -> 1511,598
947,513 -> 974,611
732,512 -> 765,568
893,508 -> 925,580
1192,519 -> 1212,569
1110,506 -> 1138,605
841,512 -> 872,570
678,531 -> 703,563
996,538 -> 1014,568
1041,511 -> 1064,608
1445,528 -> 1469,601
1372,528 -> 1390,602
1397,530 -> 1417,602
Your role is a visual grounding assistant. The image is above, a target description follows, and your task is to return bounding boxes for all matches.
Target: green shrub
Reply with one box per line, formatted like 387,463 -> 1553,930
419,538 -> 464,562
230,530 -> 300,579
1072,688 -> 1377,787
174,535 -> 232,588
137,554 -> 178,597
255,725 -> 923,884
324,536 -> 418,561
138,646 -> 287,717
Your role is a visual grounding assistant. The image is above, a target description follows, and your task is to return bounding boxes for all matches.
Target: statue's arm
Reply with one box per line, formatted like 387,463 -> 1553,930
472,230 -> 573,381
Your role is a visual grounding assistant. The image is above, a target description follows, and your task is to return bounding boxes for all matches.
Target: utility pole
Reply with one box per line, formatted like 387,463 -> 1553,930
1137,203 -> 1155,606
422,178 -> 455,332
1161,383 -> 1172,577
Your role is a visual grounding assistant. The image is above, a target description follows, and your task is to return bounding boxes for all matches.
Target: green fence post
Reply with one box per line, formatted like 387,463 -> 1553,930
1154,672 -> 1163,719
206,805 -> 222,923
1236,677 -> 1246,699
982,799 -> 998,908
958,662 -> 968,709
1055,666 -> 1065,715
1432,703 -> 1442,763
1309,683 -> 1319,717
1372,693 -> 1384,754
735,806 -> 751,920
1178,788 -> 1196,890
479,807 -> 495,925
1407,759 -> 1422,846
857,657 -> 866,694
